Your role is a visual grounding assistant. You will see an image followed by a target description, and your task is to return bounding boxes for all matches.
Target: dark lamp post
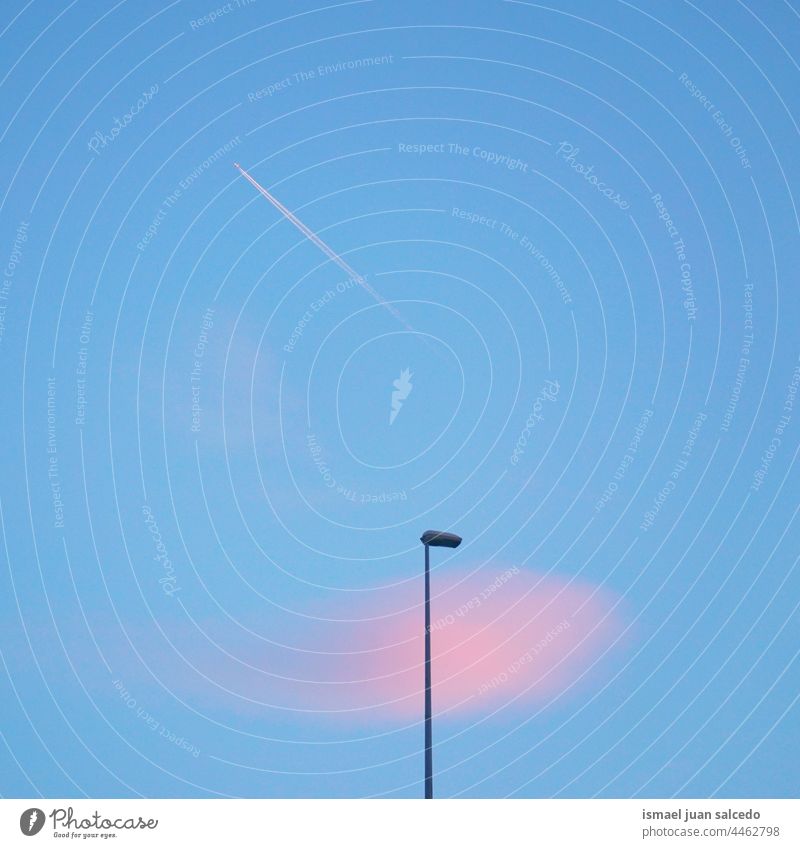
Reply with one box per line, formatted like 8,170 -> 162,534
419,529 -> 462,799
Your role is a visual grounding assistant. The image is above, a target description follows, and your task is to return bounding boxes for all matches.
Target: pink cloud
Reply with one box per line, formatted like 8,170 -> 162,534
177,567 -> 628,723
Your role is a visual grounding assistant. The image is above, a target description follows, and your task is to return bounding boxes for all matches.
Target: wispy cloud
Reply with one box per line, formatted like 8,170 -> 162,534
137,567 -> 628,724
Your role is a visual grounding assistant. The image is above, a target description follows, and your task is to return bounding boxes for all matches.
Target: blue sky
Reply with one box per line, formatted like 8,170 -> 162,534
1,0 -> 799,798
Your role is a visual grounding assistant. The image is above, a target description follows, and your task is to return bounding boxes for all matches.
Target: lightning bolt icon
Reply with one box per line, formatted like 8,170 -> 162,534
28,810 -> 38,832
390,368 -> 413,424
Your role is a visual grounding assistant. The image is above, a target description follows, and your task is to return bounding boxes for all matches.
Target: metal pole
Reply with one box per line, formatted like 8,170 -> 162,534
424,543 -> 433,799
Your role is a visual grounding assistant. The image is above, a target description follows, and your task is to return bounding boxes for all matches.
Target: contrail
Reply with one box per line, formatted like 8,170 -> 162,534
233,163 -> 417,334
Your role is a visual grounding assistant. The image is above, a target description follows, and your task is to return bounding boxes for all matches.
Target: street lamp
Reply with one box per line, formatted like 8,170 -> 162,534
419,529 -> 462,799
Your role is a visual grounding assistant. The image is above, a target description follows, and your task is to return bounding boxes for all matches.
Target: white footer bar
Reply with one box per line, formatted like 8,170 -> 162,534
2,799 -> 797,847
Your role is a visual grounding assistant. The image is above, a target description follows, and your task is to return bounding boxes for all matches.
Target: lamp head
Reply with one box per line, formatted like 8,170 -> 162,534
420,530 -> 462,548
